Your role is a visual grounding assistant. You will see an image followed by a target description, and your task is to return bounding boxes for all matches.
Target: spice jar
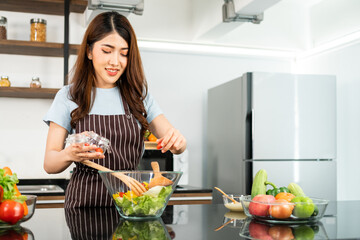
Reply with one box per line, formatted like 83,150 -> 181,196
0,76 -> 10,87
0,16 -> 7,40
30,18 -> 46,42
30,76 -> 41,88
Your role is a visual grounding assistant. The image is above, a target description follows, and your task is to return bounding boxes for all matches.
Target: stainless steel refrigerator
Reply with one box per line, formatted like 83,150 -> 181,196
205,72 -> 337,214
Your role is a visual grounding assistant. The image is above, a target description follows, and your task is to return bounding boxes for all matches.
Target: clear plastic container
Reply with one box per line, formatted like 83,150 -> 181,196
65,131 -> 111,154
30,76 -> 41,88
0,16 -> 7,40
30,18 -> 46,42
0,75 -> 10,87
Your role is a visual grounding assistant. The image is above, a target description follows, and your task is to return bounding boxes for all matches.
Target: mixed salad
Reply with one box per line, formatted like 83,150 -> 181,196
0,167 -> 28,225
112,220 -> 170,240
113,181 -> 172,216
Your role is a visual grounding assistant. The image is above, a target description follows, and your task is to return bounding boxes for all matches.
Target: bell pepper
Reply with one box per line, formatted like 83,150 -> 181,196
275,192 -> 295,202
265,182 -> 289,197
291,196 -> 315,218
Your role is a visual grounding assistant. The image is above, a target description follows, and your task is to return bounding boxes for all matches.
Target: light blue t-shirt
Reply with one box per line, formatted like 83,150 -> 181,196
43,85 -> 162,133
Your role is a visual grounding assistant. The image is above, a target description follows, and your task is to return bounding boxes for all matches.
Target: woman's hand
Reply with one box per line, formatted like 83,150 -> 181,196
157,128 -> 187,154
64,143 -> 105,163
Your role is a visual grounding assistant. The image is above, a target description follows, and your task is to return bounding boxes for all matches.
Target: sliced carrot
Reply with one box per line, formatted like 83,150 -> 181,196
14,184 -> 21,197
22,201 -> 28,216
22,233 -> 28,240
3,166 -> 13,176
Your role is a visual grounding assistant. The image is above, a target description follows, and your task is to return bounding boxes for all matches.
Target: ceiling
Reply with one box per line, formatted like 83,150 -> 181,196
121,0 -> 360,55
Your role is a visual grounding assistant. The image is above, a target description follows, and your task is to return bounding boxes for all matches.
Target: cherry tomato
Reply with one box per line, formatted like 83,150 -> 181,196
84,143 -> 90,146
95,148 -> 104,153
119,192 -> 124,197
0,200 -> 25,225
269,199 -> 294,219
156,143 -> 162,150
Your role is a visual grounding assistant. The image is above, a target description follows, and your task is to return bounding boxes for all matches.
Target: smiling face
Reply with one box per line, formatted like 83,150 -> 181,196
89,32 -> 129,88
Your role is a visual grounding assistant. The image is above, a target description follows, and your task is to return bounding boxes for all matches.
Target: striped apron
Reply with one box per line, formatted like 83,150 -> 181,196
64,94 -> 144,208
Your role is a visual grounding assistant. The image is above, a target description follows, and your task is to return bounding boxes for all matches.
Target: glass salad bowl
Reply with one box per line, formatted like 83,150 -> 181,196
112,218 -> 171,240
0,195 -> 37,228
240,195 -> 328,224
99,170 -> 182,220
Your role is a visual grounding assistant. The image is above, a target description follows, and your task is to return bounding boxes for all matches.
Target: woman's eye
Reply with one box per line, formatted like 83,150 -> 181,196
102,49 -> 111,54
120,50 -> 128,57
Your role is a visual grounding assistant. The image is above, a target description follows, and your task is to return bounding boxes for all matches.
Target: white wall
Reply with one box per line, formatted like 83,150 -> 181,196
294,42 -> 360,201
0,11 -> 292,184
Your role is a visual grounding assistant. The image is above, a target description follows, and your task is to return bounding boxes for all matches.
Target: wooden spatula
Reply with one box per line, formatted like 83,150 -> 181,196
148,161 -> 173,189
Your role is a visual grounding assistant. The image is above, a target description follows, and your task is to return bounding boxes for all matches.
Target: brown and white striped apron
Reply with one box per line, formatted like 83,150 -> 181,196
64,94 -> 144,208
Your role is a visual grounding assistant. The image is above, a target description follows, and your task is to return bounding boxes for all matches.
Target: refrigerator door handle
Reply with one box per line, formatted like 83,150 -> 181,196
251,109 -> 254,142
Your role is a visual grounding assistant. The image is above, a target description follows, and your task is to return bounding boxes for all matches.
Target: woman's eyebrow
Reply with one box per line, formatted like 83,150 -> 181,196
101,44 -> 128,50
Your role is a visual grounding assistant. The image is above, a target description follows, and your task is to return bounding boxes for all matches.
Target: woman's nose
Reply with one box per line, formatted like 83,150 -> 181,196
109,53 -> 120,66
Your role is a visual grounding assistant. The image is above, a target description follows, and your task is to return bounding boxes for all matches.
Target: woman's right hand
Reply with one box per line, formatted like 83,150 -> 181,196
64,143 -> 105,163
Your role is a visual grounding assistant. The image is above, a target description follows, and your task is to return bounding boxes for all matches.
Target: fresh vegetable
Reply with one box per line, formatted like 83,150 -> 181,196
248,221 -> 272,240
249,194 -> 275,217
291,196 -> 315,218
143,130 -> 151,139
275,192 -> 295,202
293,225 -> 315,240
112,220 -> 169,240
288,182 -> 306,197
269,199 -> 294,219
0,200 -> 24,225
0,167 -> 28,224
266,182 -> 290,197
0,186 -> 3,202
113,185 -> 172,216
95,148 -> 103,153
311,204 -> 319,217
268,225 -> 294,240
251,169 -> 268,199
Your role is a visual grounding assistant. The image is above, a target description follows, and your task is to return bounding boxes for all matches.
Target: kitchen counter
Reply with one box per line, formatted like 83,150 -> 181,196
18,179 -> 213,207
15,200 -> 360,239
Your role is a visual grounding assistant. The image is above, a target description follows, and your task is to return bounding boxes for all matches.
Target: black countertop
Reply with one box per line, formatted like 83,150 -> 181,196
15,200 -> 360,239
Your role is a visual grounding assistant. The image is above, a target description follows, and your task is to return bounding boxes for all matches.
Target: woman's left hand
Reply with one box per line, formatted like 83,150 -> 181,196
157,128 -> 186,154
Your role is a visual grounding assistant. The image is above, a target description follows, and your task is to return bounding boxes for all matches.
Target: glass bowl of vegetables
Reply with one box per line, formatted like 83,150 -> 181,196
99,170 -> 182,220
0,195 -> 37,228
240,195 -> 329,224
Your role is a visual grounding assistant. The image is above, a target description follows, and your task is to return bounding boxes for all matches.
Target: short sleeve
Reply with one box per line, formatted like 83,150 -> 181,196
43,86 -> 74,133
144,92 -> 163,123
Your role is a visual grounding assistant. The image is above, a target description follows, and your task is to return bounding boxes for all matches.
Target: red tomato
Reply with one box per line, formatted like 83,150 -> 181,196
84,143 -> 90,146
248,221 -> 272,240
0,186 -> 3,202
0,200 -> 24,225
0,230 -> 23,240
249,195 -> 275,217
156,143 -> 162,150
95,148 -> 104,153
269,199 -> 294,219
119,192 -> 124,197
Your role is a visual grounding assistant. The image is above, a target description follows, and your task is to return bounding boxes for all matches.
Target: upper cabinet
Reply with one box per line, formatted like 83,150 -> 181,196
0,0 -> 87,15
0,0 -> 87,99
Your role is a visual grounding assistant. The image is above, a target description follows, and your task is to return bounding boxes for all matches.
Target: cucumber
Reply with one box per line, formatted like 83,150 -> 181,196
288,182 -> 306,197
251,169 -> 268,199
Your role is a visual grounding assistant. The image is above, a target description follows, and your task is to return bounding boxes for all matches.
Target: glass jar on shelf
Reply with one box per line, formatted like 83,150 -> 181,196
30,18 -> 46,42
0,16 -> 7,40
0,76 -> 10,87
30,76 -> 41,88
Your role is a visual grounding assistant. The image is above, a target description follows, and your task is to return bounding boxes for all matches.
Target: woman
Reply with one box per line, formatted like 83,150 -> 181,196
43,11 -> 186,208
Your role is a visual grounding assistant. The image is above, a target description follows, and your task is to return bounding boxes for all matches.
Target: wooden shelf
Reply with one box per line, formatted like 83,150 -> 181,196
0,87 -> 59,99
0,0 -> 88,15
144,141 -> 159,150
0,39 -> 79,57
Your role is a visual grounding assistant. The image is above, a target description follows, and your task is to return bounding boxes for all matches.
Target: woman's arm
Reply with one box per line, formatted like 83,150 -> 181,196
149,114 -> 187,154
44,122 -> 104,174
